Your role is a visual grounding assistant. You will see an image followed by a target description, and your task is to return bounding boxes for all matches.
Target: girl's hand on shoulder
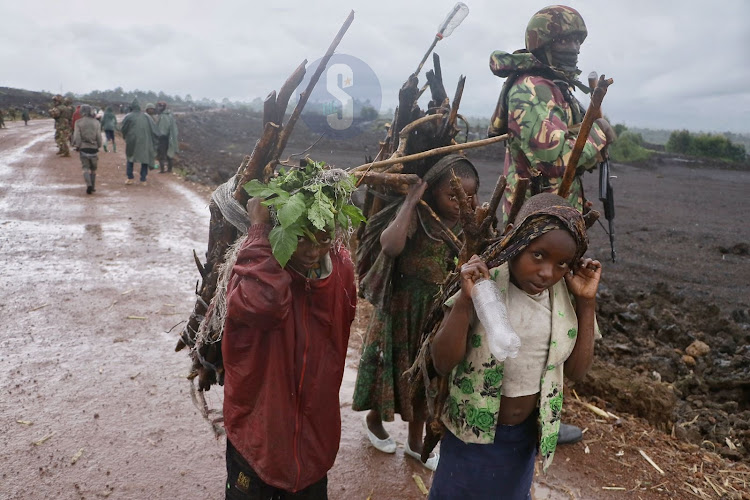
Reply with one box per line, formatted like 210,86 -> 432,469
564,258 -> 601,300
404,178 -> 428,207
458,255 -> 490,302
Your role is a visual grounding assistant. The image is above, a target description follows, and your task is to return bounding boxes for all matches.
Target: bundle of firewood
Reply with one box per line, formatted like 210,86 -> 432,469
175,12 -> 355,393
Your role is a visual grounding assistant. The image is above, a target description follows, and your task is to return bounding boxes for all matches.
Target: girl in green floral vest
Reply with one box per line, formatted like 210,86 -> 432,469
429,193 -> 602,499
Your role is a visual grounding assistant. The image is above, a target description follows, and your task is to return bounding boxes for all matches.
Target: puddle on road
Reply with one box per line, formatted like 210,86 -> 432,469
0,132 -> 49,173
166,181 -> 211,221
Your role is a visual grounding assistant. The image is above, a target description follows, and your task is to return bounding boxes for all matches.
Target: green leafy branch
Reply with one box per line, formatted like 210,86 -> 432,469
243,161 -> 366,267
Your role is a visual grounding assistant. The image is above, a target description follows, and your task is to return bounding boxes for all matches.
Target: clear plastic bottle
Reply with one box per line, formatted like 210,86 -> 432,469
470,278 -> 521,361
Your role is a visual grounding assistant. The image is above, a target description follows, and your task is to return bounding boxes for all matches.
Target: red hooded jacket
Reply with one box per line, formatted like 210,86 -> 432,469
222,224 -> 357,492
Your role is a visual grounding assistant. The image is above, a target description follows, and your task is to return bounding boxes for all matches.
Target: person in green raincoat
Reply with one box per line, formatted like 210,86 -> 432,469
155,101 -> 179,173
101,106 -> 117,152
120,99 -> 159,185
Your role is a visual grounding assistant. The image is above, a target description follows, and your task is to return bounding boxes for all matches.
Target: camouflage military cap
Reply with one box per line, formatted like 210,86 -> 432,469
52,94 -> 63,102
525,5 -> 587,52
63,97 -> 73,105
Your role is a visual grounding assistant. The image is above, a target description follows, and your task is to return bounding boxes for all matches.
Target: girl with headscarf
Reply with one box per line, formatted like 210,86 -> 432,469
428,193 -> 602,499
353,154 -> 480,471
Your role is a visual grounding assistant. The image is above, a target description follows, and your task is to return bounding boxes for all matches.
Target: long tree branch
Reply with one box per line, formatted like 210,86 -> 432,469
349,134 -> 508,172
271,10 -> 355,161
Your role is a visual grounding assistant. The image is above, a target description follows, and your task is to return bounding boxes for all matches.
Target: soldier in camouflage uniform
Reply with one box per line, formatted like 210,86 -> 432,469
61,97 -> 75,153
488,5 -> 615,224
49,95 -> 72,156
49,95 -> 65,153
487,5 -> 615,448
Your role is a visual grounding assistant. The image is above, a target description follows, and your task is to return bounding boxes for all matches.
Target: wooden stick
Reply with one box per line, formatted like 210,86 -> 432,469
272,10 -> 355,161
392,113 -> 445,160
262,91 -> 276,127
353,172 -> 421,187
478,175 -> 507,234
506,177 -> 530,226
450,170 -> 476,235
440,75 -> 465,138
274,60 -> 307,125
558,75 -> 613,198
398,113 -> 444,144
419,200 -> 462,252
350,134 -> 508,172
233,122 -> 281,202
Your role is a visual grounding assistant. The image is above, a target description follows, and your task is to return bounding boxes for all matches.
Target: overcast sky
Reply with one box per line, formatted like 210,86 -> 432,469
2,0 -> 748,133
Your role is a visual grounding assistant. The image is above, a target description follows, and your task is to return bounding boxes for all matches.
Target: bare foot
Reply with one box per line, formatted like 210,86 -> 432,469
366,410 -> 389,440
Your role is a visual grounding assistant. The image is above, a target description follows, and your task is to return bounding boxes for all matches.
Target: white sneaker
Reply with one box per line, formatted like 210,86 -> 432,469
362,415 -> 396,454
404,441 -> 439,471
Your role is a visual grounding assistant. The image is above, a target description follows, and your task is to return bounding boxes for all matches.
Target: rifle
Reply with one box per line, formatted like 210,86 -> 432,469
588,71 -> 616,263
598,155 -> 616,262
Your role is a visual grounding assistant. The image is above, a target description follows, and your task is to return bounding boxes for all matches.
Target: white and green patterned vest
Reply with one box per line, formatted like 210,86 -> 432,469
441,262 -> 585,472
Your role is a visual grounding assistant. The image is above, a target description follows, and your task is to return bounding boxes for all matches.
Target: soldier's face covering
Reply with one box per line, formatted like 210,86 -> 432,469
549,35 -> 582,72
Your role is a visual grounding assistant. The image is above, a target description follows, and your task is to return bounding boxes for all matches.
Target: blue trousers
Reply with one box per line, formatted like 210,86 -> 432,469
126,161 -> 149,182
428,414 -> 538,500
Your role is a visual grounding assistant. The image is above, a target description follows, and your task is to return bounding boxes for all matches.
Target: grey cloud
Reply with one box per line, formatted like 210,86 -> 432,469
1,0 -> 748,133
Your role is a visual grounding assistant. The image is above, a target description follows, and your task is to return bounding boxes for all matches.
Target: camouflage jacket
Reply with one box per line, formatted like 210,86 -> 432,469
50,104 -> 73,129
49,105 -> 62,121
489,51 -> 606,223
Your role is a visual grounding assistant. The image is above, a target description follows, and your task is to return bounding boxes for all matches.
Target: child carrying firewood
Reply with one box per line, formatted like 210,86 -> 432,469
353,154 -> 480,471
428,193 -> 601,499
221,162 -> 363,499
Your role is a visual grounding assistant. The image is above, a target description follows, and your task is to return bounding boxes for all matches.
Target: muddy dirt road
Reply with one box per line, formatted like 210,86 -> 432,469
1,119 -> 748,500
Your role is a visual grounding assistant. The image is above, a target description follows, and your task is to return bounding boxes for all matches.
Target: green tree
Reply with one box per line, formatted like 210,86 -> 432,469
609,131 -> 652,163
613,123 -> 628,137
666,130 -> 692,154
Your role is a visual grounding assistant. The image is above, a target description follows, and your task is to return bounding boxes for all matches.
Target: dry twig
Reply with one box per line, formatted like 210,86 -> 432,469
32,432 -> 55,446
639,449 -> 665,475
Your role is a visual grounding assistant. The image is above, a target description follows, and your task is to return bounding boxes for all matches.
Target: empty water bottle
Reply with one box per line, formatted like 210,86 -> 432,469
470,278 -> 521,361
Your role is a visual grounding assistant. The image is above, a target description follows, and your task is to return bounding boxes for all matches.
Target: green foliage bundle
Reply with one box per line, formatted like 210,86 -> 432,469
244,161 -> 366,267
666,130 -> 747,162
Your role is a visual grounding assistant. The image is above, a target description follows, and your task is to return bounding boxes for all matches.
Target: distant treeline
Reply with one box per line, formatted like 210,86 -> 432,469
630,127 -> 750,155
606,125 -> 748,165
70,87 -> 219,109
665,130 -> 747,162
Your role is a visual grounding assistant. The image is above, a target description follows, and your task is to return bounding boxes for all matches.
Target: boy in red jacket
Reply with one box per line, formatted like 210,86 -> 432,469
222,194 -> 357,500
